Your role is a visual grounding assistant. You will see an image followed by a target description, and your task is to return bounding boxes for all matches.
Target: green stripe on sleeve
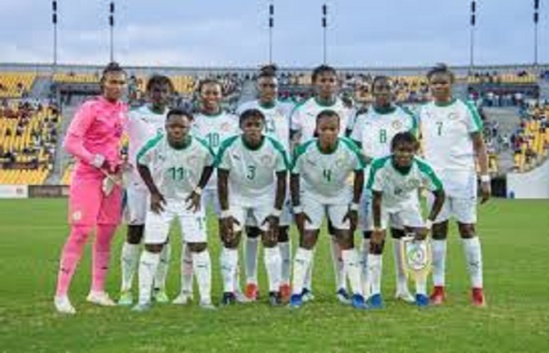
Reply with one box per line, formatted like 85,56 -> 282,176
267,136 -> 290,170
464,100 -> 483,132
214,135 -> 239,168
366,156 -> 390,189
341,137 -> 367,168
136,134 -> 163,165
415,158 -> 443,191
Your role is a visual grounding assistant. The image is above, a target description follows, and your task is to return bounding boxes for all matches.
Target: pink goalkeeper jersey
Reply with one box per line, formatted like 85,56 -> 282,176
63,96 -> 127,178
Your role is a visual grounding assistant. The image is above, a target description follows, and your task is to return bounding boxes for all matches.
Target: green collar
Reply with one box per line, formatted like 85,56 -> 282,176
316,139 -> 339,155
242,135 -> 265,151
314,96 -> 336,107
200,109 -> 223,117
169,135 -> 192,150
434,98 -> 456,107
258,100 -> 276,109
391,158 -> 412,175
373,105 -> 397,115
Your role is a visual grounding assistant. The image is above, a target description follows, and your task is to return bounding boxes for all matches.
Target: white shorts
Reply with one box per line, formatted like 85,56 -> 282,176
370,205 -> 425,230
245,197 -> 293,227
201,188 -> 221,216
359,190 -> 422,231
232,200 -> 274,232
144,199 -> 207,244
427,194 -> 477,224
302,196 -> 350,231
125,185 -> 148,225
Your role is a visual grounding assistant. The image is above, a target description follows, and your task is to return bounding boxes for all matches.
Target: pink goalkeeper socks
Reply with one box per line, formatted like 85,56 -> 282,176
91,225 -> 117,292
55,225 -> 91,297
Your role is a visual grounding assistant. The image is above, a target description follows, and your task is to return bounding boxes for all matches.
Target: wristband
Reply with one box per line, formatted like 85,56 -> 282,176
349,202 -> 359,211
220,210 -> 232,219
425,219 -> 433,230
271,208 -> 283,217
193,186 -> 203,195
293,205 -> 303,214
92,154 -> 106,169
480,175 -> 490,183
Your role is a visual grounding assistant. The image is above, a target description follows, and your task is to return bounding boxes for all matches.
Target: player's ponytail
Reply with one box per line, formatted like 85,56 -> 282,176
99,61 -> 126,89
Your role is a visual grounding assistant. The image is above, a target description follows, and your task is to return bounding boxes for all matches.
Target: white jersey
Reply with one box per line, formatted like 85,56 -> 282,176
216,135 -> 289,205
419,99 -> 483,173
137,134 -> 214,201
367,155 -> 443,210
236,100 -> 293,151
351,105 -> 418,159
290,97 -> 353,144
127,105 -> 168,187
292,137 -> 365,204
192,110 -> 239,189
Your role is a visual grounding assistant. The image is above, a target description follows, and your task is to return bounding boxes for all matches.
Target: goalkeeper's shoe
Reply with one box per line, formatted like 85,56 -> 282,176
54,295 -> 76,315
87,291 -> 116,306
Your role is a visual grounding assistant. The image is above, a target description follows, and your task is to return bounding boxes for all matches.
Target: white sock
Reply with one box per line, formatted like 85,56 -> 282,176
180,243 -> 194,295
360,239 -> 370,298
330,237 -> 346,291
341,249 -> 363,296
220,247 -> 238,293
393,239 -> 409,293
416,276 -> 427,296
191,250 -> 212,304
303,252 -> 313,291
432,239 -> 447,287
292,248 -> 313,295
153,242 -> 171,291
138,250 -> 160,305
245,237 -> 259,285
462,237 -> 483,288
264,246 -> 282,292
120,242 -> 140,292
369,254 -> 383,296
279,241 -> 291,285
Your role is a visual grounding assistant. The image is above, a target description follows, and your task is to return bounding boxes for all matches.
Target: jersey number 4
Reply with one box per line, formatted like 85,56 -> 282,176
323,169 -> 332,182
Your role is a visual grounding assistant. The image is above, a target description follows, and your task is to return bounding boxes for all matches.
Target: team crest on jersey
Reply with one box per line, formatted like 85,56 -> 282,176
260,155 -> 273,166
407,179 -> 421,189
335,158 -> 346,169
221,122 -> 231,131
186,155 -> 199,167
392,120 -> 403,130
72,211 -> 82,222
448,112 -> 459,120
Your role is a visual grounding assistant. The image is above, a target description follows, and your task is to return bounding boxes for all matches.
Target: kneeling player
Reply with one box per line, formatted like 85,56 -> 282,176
132,109 -> 215,311
217,109 -> 289,306
290,110 -> 367,309
367,132 -> 445,308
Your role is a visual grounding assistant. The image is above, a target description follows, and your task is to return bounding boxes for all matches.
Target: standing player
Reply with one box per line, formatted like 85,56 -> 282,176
367,132 -> 445,308
172,78 -> 241,305
350,76 -> 419,303
118,75 -> 174,306
290,64 -> 354,303
132,109 -> 215,311
54,62 -> 127,314
217,109 -> 289,306
419,64 -> 490,306
290,110 -> 367,309
236,65 -> 294,301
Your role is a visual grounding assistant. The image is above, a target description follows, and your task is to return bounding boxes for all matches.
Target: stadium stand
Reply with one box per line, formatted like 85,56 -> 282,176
0,72 -> 36,98
512,102 -> 549,172
0,101 -> 60,184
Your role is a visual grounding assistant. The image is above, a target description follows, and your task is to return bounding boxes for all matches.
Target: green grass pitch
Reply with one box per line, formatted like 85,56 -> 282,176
1,199 -> 548,352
